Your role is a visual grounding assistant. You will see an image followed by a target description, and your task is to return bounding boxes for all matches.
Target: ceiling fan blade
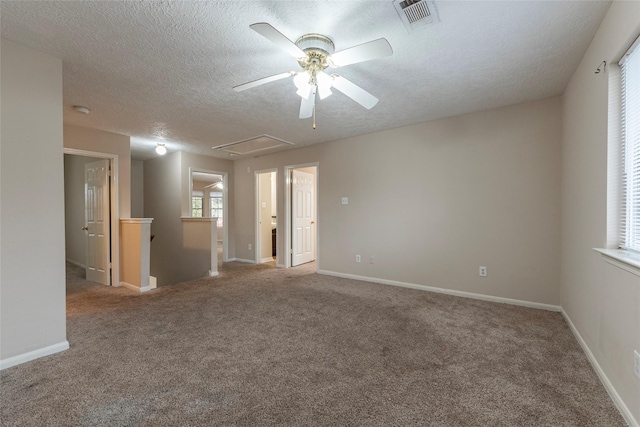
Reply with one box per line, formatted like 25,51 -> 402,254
299,86 -> 315,119
331,76 -> 378,109
250,23 -> 306,59
233,72 -> 293,92
329,38 -> 392,68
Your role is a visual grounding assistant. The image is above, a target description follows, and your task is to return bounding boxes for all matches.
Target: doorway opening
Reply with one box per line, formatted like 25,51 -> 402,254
255,169 -> 278,265
284,164 -> 318,269
63,149 -> 120,287
189,169 -> 229,264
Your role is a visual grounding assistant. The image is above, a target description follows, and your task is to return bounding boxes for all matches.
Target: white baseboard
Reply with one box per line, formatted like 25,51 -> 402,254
120,281 -> 151,293
0,341 -> 69,370
316,270 -> 561,312
561,309 -> 638,427
231,258 -> 256,264
315,269 -> 633,424
65,258 -> 86,269
260,257 -> 275,263
149,276 -> 157,289
208,270 -> 219,277
276,263 -> 285,268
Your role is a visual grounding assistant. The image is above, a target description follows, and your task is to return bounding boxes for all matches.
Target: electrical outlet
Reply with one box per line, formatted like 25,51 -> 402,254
248,243 -> 252,251
342,197 -> 349,205
634,350 -> 640,379
479,266 -> 487,277
369,255 -> 374,264
355,254 -> 361,263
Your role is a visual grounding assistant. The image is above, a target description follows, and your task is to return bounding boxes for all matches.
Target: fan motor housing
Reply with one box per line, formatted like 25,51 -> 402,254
295,34 -> 335,69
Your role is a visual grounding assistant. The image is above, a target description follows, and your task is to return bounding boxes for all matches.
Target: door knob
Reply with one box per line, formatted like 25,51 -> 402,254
82,226 -> 88,231
311,221 -> 315,224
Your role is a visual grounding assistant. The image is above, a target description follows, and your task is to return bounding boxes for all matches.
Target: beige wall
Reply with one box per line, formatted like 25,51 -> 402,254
561,1 -> 640,422
234,97 -> 562,305
131,159 -> 144,218
180,151 -> 234,254
145,151 -> 233,285
144,151 -> 183,285
64,154 -> 101,266
0,39 -> 67,361
63,125 -> 131,218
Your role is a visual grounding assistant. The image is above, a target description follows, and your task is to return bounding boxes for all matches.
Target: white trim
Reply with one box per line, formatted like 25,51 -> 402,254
276,263 -> 285,268
0,341 -> 70,370
63,148 -> 120,288
317,269 -> 561,312
208,270 -> 219,277
65,258 -> 86,269
619,33 -> 640,66
260,257 -> 275,263
232,258 -> 256,264
594,248 -> 640,277
561,309 -> 639,427
120,218 -> 154,224
180,217 -> 217,222
120,281 -> 151,293
284,163 -> 319,270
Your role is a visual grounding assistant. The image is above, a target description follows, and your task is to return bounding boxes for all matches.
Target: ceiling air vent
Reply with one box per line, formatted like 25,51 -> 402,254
393,0 -> 440,33
212,134 -> 294,156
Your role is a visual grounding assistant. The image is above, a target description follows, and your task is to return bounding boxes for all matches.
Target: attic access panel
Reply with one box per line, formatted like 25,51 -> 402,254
212,134 -> 294,155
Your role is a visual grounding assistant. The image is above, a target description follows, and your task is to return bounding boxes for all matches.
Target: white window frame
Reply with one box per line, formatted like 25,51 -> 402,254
619,35 -> 640,253
192,190 -> 204,218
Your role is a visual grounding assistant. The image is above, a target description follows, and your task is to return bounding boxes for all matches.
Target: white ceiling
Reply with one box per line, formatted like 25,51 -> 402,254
1,1 -> 610,161
192,171 -> 222,183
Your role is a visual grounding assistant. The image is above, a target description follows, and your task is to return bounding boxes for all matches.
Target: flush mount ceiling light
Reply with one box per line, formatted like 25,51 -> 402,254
233,23 -> 393,128
155,143 -> 167,155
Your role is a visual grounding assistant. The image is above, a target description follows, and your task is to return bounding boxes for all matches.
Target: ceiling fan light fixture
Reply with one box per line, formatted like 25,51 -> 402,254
316,71 -> 333,99
293,71 -> 308,87
155,143 -> 167,155
236,22 -> 392,122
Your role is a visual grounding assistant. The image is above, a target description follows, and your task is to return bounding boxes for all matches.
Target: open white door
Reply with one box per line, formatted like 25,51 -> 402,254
84,159 -> 110,285
292,169 -> 315,266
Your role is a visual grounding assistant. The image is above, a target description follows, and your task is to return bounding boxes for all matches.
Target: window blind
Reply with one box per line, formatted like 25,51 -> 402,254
620,35 -> 640,251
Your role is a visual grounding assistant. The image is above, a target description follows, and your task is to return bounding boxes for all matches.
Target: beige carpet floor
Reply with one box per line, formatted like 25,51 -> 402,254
0,261 -> 626,426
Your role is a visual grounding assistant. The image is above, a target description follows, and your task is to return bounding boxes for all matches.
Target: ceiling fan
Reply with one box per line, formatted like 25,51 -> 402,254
233,23 -> 393,125
204,181 -> 223,190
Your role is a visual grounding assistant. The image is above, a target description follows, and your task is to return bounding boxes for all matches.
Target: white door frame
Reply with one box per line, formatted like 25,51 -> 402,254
284,163 -> 319,269
64,148 -> 120,286
188,168 -> 229,262
255,168 -> 278,264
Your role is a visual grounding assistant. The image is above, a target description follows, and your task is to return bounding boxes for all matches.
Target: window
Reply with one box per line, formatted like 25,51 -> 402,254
192,190 -> 204,217
210,196 -> 223,219
620,35 -> 640,252
210,191 -> 223,228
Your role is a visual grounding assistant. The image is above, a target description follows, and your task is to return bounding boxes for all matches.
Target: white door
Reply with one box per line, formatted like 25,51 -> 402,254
292,170 -> 315,266
84,159 -> 110,285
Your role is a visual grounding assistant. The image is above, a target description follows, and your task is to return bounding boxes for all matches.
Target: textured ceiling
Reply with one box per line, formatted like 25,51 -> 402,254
1,1 -> 611,160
